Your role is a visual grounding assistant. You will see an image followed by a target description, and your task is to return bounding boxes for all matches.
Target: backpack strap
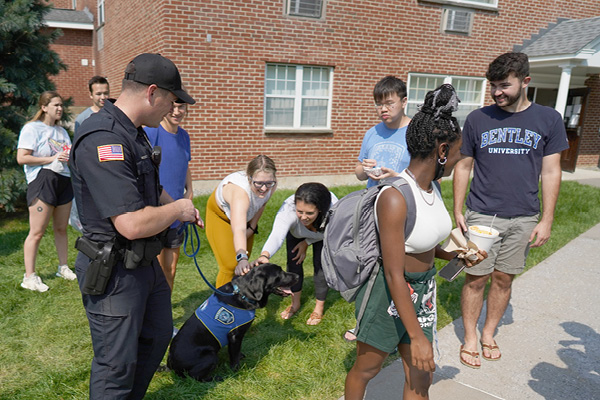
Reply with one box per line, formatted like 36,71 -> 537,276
377,177 -> 416,239
353,259 -> 381,338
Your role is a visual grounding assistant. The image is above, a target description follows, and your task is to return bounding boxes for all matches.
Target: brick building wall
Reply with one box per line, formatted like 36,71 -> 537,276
49,28 -> 94,108
582,75 -> 600,166
50,0 -> 600,177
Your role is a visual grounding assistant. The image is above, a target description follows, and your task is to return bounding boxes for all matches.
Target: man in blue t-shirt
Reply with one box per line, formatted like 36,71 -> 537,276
453,52 -> 568,368
355,76 -> 411,188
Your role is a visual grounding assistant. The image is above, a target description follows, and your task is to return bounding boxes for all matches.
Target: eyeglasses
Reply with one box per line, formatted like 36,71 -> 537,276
252,180 -> 276,189
374,101 -> 399,110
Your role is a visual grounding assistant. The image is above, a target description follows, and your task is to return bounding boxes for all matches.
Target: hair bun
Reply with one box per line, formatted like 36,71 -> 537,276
419,83 -> 460,121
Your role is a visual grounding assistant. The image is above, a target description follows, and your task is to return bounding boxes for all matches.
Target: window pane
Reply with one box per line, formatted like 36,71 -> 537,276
454,104 -> 479,126
303,67 -> 329,97
266,98 -> 294,127
289,0 -> 323,18
301,99 -> 327,127
453,78 -> 482,104
266,65 -> 296,95
410,76 -> 443,101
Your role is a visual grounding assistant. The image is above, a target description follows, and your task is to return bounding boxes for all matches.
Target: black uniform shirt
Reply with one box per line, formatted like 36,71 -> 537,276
70,100 -> 160,243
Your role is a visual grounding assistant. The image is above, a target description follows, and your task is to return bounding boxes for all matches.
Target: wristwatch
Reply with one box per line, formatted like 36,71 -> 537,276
236,253 -> 249,262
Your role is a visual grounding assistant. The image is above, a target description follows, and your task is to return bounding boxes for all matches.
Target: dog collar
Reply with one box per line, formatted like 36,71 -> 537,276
232,283 -> 257,305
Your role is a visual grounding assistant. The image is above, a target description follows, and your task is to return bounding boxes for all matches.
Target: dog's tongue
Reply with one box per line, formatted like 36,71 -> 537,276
280,287 -> 293,295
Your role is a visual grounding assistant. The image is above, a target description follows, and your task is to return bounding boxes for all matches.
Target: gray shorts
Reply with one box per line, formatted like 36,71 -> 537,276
464,209 -> 539,276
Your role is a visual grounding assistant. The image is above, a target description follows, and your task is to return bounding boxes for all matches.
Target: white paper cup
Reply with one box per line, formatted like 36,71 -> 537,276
467,225 -> 499,253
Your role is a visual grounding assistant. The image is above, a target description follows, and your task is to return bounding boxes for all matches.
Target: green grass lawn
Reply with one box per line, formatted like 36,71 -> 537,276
1,180 -> 599,400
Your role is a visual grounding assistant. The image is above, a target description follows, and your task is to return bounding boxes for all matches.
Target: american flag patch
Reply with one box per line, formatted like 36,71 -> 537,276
97,144 -> 124,162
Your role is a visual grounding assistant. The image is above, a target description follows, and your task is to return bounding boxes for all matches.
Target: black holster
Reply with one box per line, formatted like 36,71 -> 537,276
123,236 -> 164,270
75,236 -> 120,295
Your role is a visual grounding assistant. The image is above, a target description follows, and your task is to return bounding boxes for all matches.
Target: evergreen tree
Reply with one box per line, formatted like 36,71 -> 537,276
0,0 -> 66,212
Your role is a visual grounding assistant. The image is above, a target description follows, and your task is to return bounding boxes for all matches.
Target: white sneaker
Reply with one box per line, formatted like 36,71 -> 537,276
56,265 -> 77,281
21,273 -> 49,292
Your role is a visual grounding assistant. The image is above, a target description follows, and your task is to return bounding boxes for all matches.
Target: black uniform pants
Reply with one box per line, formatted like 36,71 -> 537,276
285,232 -> 328,301
75,253 -> 172,400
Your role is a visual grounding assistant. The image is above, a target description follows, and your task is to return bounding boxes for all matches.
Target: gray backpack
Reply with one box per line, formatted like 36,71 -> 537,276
322,177 -> 424,337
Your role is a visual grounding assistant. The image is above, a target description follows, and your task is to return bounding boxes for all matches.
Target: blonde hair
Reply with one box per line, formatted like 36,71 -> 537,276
29,91 -> 63,124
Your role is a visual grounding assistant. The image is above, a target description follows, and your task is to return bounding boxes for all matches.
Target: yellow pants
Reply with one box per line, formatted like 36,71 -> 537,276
205,190 -> 254,287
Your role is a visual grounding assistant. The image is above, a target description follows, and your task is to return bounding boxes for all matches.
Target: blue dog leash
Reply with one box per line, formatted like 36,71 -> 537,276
179,221 -> 234,297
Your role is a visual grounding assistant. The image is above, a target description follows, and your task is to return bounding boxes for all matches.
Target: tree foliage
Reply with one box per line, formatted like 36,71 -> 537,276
0,0 -> 66,212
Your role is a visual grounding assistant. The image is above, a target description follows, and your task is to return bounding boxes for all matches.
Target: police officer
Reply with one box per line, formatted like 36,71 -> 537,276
69,53 -> 199,399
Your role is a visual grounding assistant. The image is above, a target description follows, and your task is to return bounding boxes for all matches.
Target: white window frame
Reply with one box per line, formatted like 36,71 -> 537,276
406,73 -> 486,126
98,0 -> 105,26
264,64 -> 333,132
442,8 -> 473,34
423,0 -> 497,11
286,0 -> 324,19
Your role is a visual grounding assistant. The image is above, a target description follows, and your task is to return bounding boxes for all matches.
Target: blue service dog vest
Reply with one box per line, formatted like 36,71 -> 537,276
194,294 -> 256,348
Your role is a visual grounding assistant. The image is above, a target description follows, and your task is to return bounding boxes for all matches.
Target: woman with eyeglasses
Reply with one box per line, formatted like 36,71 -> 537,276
206,155 -> 277,287
253,182 -> 338,325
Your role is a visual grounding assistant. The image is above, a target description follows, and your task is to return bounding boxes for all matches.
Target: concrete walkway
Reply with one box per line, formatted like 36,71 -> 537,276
341,167 -> 600,400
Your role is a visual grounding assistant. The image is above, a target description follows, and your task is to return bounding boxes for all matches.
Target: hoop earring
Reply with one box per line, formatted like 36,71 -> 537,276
438,156 -> 447,165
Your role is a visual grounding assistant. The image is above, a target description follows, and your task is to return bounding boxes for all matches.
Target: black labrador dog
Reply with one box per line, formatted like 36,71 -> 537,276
167,263 -> 298,381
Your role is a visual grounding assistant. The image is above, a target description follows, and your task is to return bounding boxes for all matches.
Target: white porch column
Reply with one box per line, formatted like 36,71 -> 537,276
554,65 -> 572,117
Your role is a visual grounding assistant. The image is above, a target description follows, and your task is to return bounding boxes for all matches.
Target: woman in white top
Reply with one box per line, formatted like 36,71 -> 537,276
255,183 -> 338,325
206,155 -> 277,287
344,84 -> 487,400
16,91 -> 76,292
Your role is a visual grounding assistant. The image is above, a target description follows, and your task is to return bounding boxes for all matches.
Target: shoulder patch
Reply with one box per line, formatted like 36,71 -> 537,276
97,144 -> 124,162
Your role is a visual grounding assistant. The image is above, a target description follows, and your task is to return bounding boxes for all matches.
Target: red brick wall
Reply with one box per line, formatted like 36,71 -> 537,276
47,28 -> 94,108
51,0 -> 600,177
581,75 -> 600,167
52,0 -> 73,8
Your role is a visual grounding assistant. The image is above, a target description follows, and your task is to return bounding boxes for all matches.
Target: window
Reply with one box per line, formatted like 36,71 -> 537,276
98,0 -> 105,26
406,74 -> 486,126
442,8 -> 472,34
264,64 -> 333,131
423,0 -> 497,11
287,0 -> 323,18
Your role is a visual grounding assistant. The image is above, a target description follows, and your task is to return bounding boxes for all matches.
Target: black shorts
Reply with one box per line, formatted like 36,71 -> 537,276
163,226 -> 184,249
27,169 -> 73,207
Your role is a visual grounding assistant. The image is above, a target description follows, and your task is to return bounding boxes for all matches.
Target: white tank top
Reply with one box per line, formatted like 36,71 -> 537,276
375,170 -> 452,254
215,171 -> 272,221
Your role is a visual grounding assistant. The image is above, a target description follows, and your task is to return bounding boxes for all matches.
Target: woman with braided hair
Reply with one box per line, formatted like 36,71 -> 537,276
344,84 -> 487,400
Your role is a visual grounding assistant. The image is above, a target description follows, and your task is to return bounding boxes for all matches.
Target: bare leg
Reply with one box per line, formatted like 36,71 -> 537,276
480,270 -> 514,359
53,201 -> 71,266
24,199 -> 54,276
399,343 -> 433,400
306,299 -> 325,325
157,247 -> 181,291
281,290 -> 302,319
345,341 -> 388,400
460,273 -> 490,367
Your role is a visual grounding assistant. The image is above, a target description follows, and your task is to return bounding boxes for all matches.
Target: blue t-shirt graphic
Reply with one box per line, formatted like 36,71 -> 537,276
358,122 -> 410,188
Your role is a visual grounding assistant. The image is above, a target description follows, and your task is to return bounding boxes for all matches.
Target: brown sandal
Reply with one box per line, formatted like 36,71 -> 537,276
280,305 -> 298,320
306,312 -> 323,325
460,345 -> 481,369
481,341 -> 502,361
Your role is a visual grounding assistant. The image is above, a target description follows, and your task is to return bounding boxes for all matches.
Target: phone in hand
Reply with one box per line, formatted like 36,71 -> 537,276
438,258 -> 465,282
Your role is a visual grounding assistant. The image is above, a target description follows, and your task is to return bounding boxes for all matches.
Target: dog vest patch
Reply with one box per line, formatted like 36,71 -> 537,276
195,294 -> 256,348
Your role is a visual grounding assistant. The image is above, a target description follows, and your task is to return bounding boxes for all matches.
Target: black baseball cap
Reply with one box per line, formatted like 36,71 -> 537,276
124,53 -> 195,104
